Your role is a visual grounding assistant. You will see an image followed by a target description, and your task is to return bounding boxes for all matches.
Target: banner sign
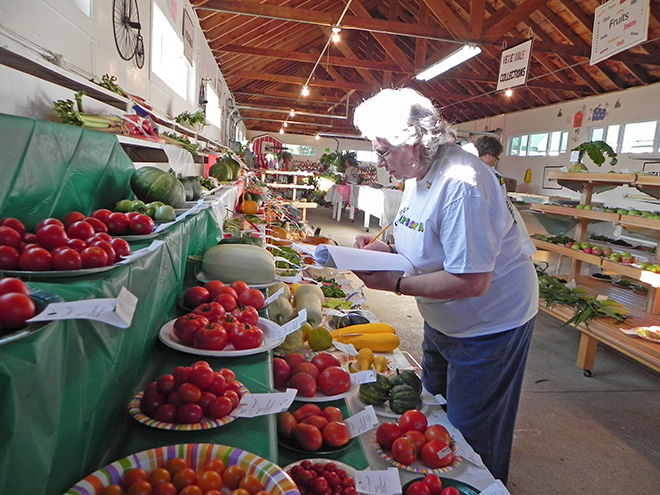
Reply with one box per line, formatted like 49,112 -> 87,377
182,9 -> 194,64
590,0 -> 650,65
497,39 -> 533,91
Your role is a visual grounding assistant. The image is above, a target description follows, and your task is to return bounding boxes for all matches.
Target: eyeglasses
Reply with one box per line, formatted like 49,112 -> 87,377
375,148 -> 392,162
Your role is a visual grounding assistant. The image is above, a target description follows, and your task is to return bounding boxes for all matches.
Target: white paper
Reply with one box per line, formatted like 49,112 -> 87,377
455,446 -> 487,468
264,288 -> 284,306
350,370 -> 376,385
313,244 -> 413,272
117,240 -> 164,264
479,480 -> 510,495
355,468 -> 401,495
234,388 -> 297,418
344,405 -> 379,437
27,287 -> 137,328
272,310 -> 307,341
332,340 -> 358,355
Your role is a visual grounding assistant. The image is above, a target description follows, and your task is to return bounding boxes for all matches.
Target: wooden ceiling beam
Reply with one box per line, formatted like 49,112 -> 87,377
420,0 -> 471,40
482,0 -> 549,43
230,70 -> 373,92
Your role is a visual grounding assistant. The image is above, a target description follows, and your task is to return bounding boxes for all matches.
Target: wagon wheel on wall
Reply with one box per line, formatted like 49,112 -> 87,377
112,0 -> 142,61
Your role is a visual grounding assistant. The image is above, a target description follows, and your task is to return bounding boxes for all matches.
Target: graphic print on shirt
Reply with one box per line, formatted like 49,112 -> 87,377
394,206 -> 424,232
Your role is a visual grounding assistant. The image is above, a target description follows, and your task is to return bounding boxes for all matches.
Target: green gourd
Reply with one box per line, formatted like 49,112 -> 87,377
389,384 -> 420,414
179,176 -> 203,201
390,369 -> 422,395
130,166 -> 186,208
268,295 -> 294,325
201,244 -> 275,285
293,284 -> 324,327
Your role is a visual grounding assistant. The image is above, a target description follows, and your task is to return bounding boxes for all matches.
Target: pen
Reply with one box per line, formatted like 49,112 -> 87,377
366,222 -> 392,246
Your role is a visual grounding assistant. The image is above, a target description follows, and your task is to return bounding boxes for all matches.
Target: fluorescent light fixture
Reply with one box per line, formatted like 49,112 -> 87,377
415,44 -> 481,81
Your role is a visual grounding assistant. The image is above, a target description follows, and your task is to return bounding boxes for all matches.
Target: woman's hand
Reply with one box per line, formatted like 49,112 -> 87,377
354,234 -> 391,252
353,270 -> 401,292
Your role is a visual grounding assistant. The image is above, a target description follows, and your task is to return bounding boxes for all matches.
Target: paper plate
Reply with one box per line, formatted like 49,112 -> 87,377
127,382 -> 249,430
64,443 -> 299,495
373,438 -> 462,475
632,326 -> 660,343
402,477 -> 481,495
278,434 -> 355,456
195,271 -> 279,289
4,264 -> 117,279
159,317 -> 285,357
116,232 -> 161,242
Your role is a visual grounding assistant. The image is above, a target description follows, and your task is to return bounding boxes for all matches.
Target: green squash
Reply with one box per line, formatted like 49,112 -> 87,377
209,155 -> 240,181
179,176 -> 203,201
390,369 -> 422,395
130,166 -> 186,208
358,373 -> 392,405
218,233 -> 264,247
389,384 -> 420,414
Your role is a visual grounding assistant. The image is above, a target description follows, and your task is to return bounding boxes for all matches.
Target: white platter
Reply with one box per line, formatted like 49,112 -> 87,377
159,316 -> 284,357
116,232 -> 161,242
4,264 -> 117,278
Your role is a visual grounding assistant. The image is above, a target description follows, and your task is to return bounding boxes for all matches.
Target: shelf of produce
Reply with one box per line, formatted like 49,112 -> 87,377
532,239 -> 604,265
549,172 -> 637,193
539,275 -> 660,374
530,204 -> 620,222
615,214 -> 660,230
633,175 -> 660,199
266,184 -> 315,190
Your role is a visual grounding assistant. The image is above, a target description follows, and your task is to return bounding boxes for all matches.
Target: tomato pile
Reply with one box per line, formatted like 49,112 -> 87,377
175,280 -> 266,351
286,460 -> 357,495
0,277 -> 36,329
140,361 -> 245,424
375,410 -> 455,469
278,404 -> 351,452
99,456 -> 271,495
273,352 -> 352,397
405,474 -> 460,495
0,213 -> 133,271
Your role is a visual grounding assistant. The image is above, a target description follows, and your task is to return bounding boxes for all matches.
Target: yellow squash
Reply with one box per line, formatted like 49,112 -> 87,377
333,332 -> 400,353
330,323 -> 396,338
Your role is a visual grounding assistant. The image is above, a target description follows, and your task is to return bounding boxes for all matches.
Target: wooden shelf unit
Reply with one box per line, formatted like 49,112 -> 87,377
259,169 -> 315,201
535,172 -> 660,374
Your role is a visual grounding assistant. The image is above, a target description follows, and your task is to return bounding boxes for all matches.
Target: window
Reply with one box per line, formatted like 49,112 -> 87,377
549,131 -> 568,156
509,136 -> 521,156
589,124 -> 621,151
519,135 -> 529,156
356,150 -> 377,163
621,121 -> 657,153
528,133 -> 549,156
151,3 -> 192,100
205,83 -> 221,129
283,144 -> 316,156
508,130 -> 567,157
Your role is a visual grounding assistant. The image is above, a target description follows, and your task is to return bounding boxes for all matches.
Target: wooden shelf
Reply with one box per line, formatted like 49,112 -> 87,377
633,175 -> 660,199
530,204 -> 619,222
549,172 -> 637,193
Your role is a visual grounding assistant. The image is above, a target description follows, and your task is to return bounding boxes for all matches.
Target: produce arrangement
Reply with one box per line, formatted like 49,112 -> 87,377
272,352 -> 352,398
285,459 -> 357,495
404,475 -> 474,495
0,277 -> 35,330
359,370 -> 423,415
278,404 -> 351,452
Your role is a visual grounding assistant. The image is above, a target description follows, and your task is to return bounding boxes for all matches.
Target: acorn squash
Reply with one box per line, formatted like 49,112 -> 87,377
389,384 -> 420,414
130,166 -> 186,208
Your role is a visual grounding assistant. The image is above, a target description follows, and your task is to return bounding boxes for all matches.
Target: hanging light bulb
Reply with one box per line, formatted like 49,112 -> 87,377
505,89 -> 513,97
315,133 -> 320,140
289,109 -> 296,117
283,122 -> 288,127
331,25 -> 341,43
301,85 -> 309,96
279,128 -> 284,134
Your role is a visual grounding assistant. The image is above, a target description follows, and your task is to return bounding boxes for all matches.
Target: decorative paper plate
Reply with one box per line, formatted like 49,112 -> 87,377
632,326 -> 660,343
64,443 -> 300,495
159,317 -> 285,357
127,382 -> 249,430
195,271 -> 279,289
0,287 -> 63,346
402,477 -> 480,495
278,435 -> 355,455
373,438 -> 462,475
4,264 -> 117,279
117,232 -> 161,242
354,396 -> 432,419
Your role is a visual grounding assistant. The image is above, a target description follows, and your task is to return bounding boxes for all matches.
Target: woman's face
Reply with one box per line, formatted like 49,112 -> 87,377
372,138 -> 419,180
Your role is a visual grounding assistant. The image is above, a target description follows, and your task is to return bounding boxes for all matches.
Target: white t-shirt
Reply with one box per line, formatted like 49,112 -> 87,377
393,146 -> 538,338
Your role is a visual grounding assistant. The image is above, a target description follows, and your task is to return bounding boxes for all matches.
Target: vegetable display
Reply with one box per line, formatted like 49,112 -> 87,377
130,166 -> 186,209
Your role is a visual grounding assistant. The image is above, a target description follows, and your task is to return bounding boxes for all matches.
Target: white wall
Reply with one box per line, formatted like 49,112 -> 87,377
0,0 -> 246,146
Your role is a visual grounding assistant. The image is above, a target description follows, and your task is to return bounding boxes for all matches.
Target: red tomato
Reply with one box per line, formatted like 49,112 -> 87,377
121,468 -> 149,489
220,313 -> 239,335
223,390 -> 240,408
213,293 -> 238,312
278,411 -> 297,439
193,323 -> 229,351
67,220 -> 95,240
209,395 -> 233,418
80,246 -> 108,268
82,216 -> 109,233
140,390 -> 165,416
237,288 -> 265,310
399,409 -> 428,434
147,467 -> 172,486
0,277 -> 30,296
0,225 -> 23,249
164,457 -> 189,477
391,436 -> 417,465
176,402 -> 203,424
403,429 -> 427,454
310,352 -> 341,373
376,422 -> 402,450
238,473 -> 263,494
188,362 -> 215,388
219,367 -> 236,382
110,237 -> 131,258
0,245 -> 20,270
440,488 -> 460,495
204,280 -> 225,293
197,391 -> 217,416
293,422 -> 324,451
19,247 -> 53,271
90,209 -> 113,222
152,482 -> 177,495
406,481 -> 431,495
89,240 -> 117,265
424,424 -> 452,445
129,214 -> 154,235
230,322 -> 264,350
62,211 -> 85,228
222,465 -> 246,490
205,372 -> 227,395
272,357 -> 291,389
172,467 -> 197,490
322,420 -> 351,447
197,470 -> 223,493
211,286 -> 238,299
22,232 -> 37,243
288,372 -> 317,397
66,238 -> 87,253
35,218 -> 64,231
35,224 -> 68,250
0,218 -> 26,237
177,382 -> 202,403
157,374 -> 178,395
317,366 -> 351,396
184,286 -> 211,308
52,247 -> 83,270
88,232 -> 112,243
103,213 -> 130,235
422,474 -> 444,495
421,439 -> 453,469
229,280 -> 249,296
173,313 -> 210,346
0,292 -> 36,329
321,406 -> 343,423
172,366 -> 192,385
231,305 -> 259,326
192,301 -> 226,323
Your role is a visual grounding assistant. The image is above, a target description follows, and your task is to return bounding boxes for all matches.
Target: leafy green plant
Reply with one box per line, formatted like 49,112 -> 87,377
174,110 -> 208,128
569,140 -> 618,172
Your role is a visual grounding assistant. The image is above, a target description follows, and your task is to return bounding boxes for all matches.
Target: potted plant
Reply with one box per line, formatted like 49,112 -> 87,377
569,140 -> 618,172
174,110 -> 208,131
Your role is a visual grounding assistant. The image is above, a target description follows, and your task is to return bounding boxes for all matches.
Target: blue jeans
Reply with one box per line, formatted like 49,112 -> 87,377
421,317 -> 535,485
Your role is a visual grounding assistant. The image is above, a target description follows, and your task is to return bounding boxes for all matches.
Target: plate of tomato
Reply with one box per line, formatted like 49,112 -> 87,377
373,438 -> 462,475
116,231 -> 161,242
159,316 -> 285,357
402,475 -> 480,495
64,443 -> 300,495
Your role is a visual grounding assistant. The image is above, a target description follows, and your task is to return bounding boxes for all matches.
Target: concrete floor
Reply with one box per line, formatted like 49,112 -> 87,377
305,203 -> 660,495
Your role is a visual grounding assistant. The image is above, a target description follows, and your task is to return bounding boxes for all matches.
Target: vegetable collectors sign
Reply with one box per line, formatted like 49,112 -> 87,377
497,39 -> 533,91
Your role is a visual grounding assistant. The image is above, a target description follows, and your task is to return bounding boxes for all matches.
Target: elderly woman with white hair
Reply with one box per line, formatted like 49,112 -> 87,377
352,88 -> 538,485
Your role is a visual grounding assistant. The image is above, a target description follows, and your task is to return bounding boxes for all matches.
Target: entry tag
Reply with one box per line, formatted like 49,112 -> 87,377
234,388 -> 297,418
344,405 -> 378,437
569,150 -> 580,163
354,468 -> 401,495
350,370 -> 376,385
117,240 -> 164,264
479,480 -> 510,495
273,310 -> 307,340
264,287 -> 284,306
332,340 -> 358,355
